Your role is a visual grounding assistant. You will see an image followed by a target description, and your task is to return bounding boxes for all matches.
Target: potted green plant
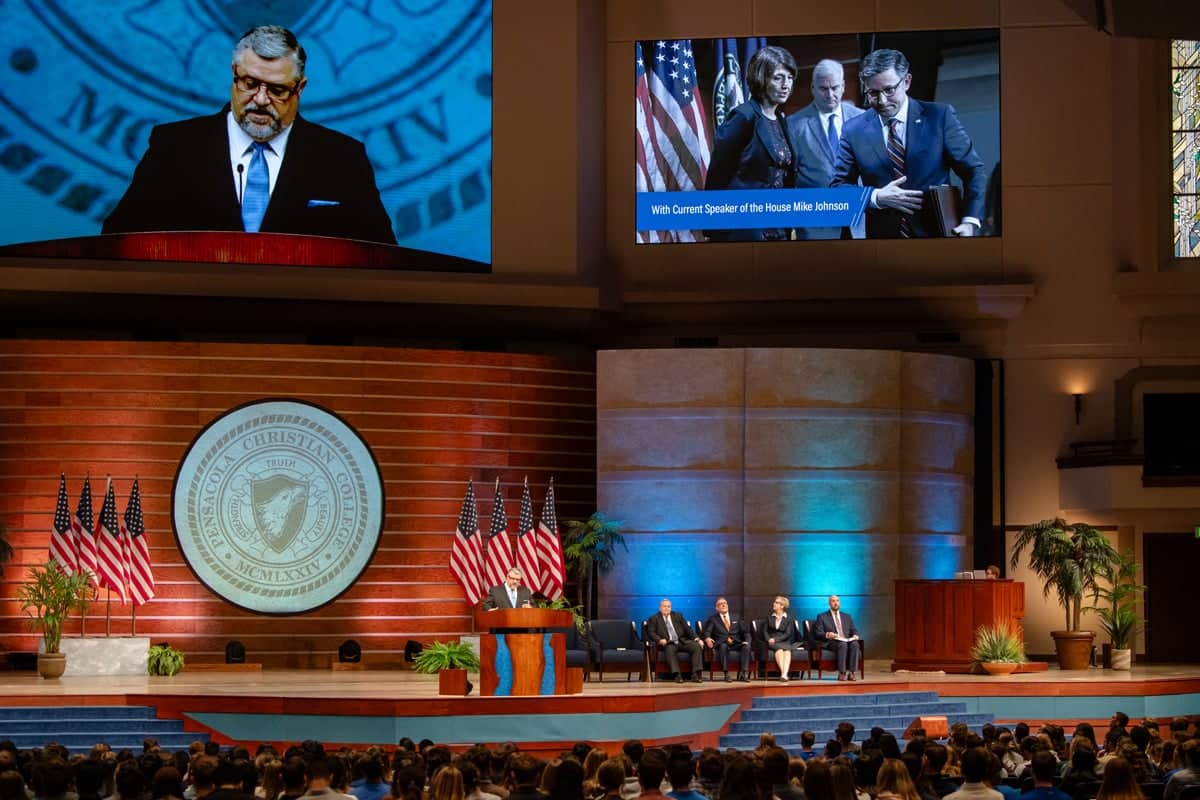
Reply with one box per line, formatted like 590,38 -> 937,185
147,644 -> 186,676
970,620 -> 1028,676
413,640 -> 481,696
1010,518 -> 1119,670
1087,549 -> 1145,671
564,512 -> 626,620
16,561 -> 92,679
533,596 -> 588,637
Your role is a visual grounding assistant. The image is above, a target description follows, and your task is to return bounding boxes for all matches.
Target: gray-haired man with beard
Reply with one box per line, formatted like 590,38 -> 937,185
104,25 -> 395,244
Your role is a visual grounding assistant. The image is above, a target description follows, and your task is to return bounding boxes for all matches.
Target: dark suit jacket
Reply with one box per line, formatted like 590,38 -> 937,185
703,612 -> 750,646
812,610 -> 860,641
786,100 -> 866,239
831,98 -> 986,238
645,611 -> 699,644
763,613 -> 799,646
103,110 -> 396,245
482,583 -> 532,610
705,100 -> 798,242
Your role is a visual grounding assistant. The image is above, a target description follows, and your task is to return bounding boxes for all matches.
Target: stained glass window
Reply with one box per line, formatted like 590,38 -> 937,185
1173,40 -> 1200,258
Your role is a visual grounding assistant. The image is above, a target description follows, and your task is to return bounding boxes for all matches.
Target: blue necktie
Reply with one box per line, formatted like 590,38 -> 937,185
241,142 -> 270,233
827,114 -> 839,158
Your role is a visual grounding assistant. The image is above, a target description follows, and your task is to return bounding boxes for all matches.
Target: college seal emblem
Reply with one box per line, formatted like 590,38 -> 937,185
172,399 -> 384,615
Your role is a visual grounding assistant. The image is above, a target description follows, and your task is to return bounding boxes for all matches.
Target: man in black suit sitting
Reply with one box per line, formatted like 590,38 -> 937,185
812,594 -> 862,681
645,598 -> 704,683
103,25 -> 396,245
703,596 -> 752,682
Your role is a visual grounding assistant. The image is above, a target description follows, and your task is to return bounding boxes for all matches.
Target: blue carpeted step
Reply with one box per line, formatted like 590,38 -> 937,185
749,691 -> 940,708
0,706 -> 159,721
5,733 -> 202,750
738,700 -> 968,723
2,719 -> 190,734
727,712 -> 993,736
0,706 -> 207,755
720,720 -> 993,750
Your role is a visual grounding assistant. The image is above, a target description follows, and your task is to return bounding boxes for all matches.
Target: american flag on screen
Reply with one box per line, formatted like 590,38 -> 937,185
514,477 -> 542,594
122,478 -> 155,607
73,476 -> 98,586
49,474 -> 77,572
636,39 -> 711,243
536,477 -> 565,600
482,478 -> 514,590
95,477 -> 129,604
449,479 -> 485,605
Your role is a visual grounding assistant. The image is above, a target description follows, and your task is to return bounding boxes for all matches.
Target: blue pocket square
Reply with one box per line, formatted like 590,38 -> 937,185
307,199 -> 341,207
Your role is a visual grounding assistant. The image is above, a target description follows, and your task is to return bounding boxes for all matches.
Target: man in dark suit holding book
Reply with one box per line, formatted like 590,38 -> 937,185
812,594 -> 861,681
831,47 -> 986,239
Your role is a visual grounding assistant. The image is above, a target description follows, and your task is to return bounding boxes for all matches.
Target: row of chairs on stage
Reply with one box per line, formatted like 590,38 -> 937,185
561,617 -> 866,682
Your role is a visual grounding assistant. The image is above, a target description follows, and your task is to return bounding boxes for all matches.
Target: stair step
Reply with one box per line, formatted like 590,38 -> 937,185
1,720 -> 189,734
728,713 -> 993,735
750,691 -> 939,708
0,706 -> 159,721
738,701 -> 968,721
6,733 -> 202,749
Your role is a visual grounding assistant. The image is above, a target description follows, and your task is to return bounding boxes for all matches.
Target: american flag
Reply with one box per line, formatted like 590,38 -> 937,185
49,474 -> 77,572
514,477 -> 542,595
636,39 -> 711,243
122,478 -> 155,607
72,476 -> 98,586
449,479 -> 485,605
95,477 -> 129,603
535,477 -> 565,600
482,478 -> 514,590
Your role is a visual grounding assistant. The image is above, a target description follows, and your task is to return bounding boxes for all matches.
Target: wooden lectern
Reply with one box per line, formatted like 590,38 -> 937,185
473,608 -> 574,696
891,579 -> 1026,673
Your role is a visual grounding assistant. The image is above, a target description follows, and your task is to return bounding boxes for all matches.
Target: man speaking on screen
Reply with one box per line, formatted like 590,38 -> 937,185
831,47 -> 986,239
103,26 -> 397,245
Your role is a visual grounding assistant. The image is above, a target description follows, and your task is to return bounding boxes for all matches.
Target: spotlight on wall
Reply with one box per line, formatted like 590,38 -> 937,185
338,639 -> 362,663
1073,393 -> 1083,425
224,640 -> 246,664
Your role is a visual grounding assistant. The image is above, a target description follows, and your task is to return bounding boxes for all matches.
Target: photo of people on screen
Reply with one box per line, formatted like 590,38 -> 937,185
102,26 -> 397,246
635,31 -> 999,244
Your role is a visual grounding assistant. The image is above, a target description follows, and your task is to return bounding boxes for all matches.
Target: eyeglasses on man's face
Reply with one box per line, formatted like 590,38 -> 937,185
233,70 -> 300,102
864,75 -> 907,101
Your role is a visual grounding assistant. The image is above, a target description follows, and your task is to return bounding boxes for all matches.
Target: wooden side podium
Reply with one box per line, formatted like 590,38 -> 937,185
891,579 -> 1026,673
473,608 -> 574,696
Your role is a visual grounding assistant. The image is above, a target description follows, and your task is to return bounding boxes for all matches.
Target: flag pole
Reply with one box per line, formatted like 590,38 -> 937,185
131,604 -> 137,637
105,589 -> 111,637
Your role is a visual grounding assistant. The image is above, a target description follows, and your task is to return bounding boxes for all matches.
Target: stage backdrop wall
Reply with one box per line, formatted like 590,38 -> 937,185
0,340 -> 595,667
597,348 -> 974,658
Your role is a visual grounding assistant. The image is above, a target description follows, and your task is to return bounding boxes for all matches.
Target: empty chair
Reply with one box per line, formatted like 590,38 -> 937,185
588,619 -> 644,682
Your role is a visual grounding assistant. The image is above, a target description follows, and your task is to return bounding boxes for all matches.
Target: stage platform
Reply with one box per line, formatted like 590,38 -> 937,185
2,662 -> 1198,753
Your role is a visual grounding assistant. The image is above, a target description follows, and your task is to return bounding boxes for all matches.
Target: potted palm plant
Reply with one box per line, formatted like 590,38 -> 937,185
413,640 -> 481,696
564,512 -> 626,620
970,620 -> 1028,676
1087,549 -> 1145,670
1010,518 -> 1119,670
17,561 -> 92,679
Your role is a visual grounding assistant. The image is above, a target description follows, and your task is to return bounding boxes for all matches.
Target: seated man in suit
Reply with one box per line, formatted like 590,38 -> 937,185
103,25 -> 396,245
645,598 -> 704,683
483,567 -> 533,610
703,596 -> 752,682
812,594 -> 861,681
831,47 -> 986,239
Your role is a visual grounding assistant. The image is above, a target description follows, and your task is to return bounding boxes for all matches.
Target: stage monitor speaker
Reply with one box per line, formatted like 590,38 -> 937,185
903,715 -> 949,740
225,640 -> 246,664
338,639 -> 362,663
404,640 -> 422,663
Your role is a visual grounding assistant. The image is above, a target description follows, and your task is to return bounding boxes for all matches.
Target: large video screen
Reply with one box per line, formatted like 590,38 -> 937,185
635,30 -> 1000,243
0,0 -> 491,269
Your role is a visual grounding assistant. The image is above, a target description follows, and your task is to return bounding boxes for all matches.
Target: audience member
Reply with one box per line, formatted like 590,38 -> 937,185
596,760 -> 626,800
1163,740 -> 1200,800
665,752 -> 703,800
1023,752 -> 1069,800
696,751 -> 723,800
763,747 -> 802,800
1096,758 -> 1145,800
805,759 -> 835,800
837,724 -> 860,756
943,748 -> 1001,800
636,751 -> 668,800
876,759 -> 921,800
720,756 -> 770,800
428,767 -> 464,800
507,756 -> 544,800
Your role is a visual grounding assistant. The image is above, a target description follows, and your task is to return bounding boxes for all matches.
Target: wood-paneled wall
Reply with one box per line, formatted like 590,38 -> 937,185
0,341 -> 595,667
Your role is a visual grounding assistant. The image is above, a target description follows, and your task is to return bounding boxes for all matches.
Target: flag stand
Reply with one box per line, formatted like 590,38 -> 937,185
131,605 -> 137,637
